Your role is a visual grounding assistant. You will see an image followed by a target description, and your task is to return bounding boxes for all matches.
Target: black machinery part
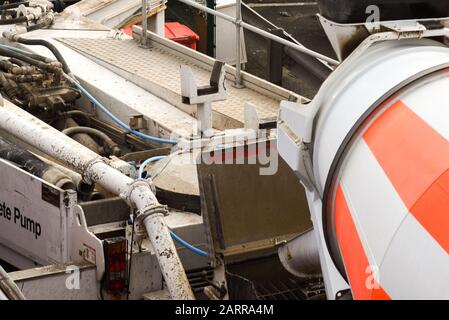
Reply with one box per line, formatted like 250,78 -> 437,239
317,0 -> 449,24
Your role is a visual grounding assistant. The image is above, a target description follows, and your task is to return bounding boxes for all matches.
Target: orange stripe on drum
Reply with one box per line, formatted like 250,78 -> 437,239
335,185 -> 391,300
364,100 -> 449,255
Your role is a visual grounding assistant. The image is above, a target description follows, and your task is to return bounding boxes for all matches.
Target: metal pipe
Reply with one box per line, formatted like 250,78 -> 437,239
64,117 -> 102,155
0,100 -> 194,300
284,46 -> 332,82
0,265 -> 26,300
63,126 -> 121,156
140,0 -> 149,48
0,288 -> 8,300
0,136 -> 76,190
34,154 -> 95,196
278,229 -> 321,278
175,0 -> 339,66
234,0 -> 243,87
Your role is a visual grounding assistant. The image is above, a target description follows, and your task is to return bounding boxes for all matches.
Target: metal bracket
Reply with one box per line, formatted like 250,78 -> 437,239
180,61 -> 227,137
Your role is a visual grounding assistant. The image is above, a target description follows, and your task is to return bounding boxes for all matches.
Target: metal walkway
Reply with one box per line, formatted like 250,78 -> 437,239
58,37 -> 298,130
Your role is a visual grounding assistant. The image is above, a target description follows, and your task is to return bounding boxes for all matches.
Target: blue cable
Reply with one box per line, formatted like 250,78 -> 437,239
170,231 -> 209,257
0,43 -> 32,55
137,155 -> 208,257
74,83 -> 177,145
138,155 -> 167,178
0,44 -> 208,257
0,43 -> 177,145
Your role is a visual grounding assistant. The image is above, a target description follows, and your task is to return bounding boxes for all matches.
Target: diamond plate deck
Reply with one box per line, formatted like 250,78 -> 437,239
58,38 -> 282,130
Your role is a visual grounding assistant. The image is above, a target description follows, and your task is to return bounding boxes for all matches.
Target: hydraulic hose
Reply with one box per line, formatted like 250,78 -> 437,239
0,102 -> 194,299
0,43 -> 177,145
14,37 -> 72,76
0,16 -> 26,25
0,1 -> 29,10
0,45 -> 60,73
170,230 -> 208,257
0,136 -> 48,175
63,126 -> 121,156
64,117 -> 101,155
26,14 -> 54,32
73,81 -> 178,145
138,155 -> 209,257
0,137 -> 75,190
65,110 -> 91,126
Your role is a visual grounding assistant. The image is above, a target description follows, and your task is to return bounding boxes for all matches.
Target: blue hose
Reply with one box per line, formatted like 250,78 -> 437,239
0,44 -> 208,257
170,231 -> 209,257
138,155 -> 208,257
0,43 -> 31,54
0,43 -> 177,145
138,155 -> 167,178
74,83 -> 177,145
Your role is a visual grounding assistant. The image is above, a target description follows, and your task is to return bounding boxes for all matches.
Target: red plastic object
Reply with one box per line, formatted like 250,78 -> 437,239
122,25 -> 133,36
121,22 -> 199,50
164,22 -> 199,50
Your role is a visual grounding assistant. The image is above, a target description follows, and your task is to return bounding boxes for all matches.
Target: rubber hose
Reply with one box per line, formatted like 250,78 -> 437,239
0,15 -> 26,25
0,1 -> 28,10
62,126 -> 121,156
16,37 -> 72,75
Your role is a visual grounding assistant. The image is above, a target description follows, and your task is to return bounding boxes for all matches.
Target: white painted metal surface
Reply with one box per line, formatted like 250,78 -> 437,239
0,159 -> 68,266
57,36 -> 289,129
216,0 -> 247,65
278,25 -> 449,299
312,39 -> 449,194
0,100 -> 194,299
71,0 -> 166,29
335,70 -> 449,299
10,263 -> 98,300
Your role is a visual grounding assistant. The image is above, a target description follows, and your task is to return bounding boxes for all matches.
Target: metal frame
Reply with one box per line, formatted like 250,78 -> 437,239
173,0 -> 339,88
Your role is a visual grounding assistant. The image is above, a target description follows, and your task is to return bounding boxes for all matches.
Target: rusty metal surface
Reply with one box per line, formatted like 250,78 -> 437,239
197,140 -> 312,258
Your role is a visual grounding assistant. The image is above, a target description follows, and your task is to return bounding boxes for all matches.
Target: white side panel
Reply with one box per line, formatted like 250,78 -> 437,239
216,1 -> 247,65
0,160 -> 67,266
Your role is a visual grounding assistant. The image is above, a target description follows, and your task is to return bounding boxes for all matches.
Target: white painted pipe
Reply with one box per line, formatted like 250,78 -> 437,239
278,229 -> 321,278
0,288 -> 8,300
0,100 -> 194,300
0,265 -> 25,300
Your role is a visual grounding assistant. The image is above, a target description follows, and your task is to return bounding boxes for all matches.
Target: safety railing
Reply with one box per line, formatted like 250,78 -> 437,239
140,0 -> 339,87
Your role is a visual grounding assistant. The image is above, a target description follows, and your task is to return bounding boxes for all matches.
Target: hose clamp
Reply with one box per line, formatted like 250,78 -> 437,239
119,179 -> 156,206
83,157 -> 108,185
134,203 -> 168,238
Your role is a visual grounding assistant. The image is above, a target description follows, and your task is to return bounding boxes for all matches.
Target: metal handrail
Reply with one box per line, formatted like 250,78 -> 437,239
138,0 -> 339,86
173,0 -> 339,87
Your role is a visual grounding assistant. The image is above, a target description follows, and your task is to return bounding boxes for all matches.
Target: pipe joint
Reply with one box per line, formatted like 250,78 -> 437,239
82,157 -> 108,184
120,179 -> 156,206
134,203 -> 168,236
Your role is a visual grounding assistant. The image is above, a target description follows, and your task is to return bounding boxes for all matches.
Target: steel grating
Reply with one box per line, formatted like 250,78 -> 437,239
58,38 -> 281,129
